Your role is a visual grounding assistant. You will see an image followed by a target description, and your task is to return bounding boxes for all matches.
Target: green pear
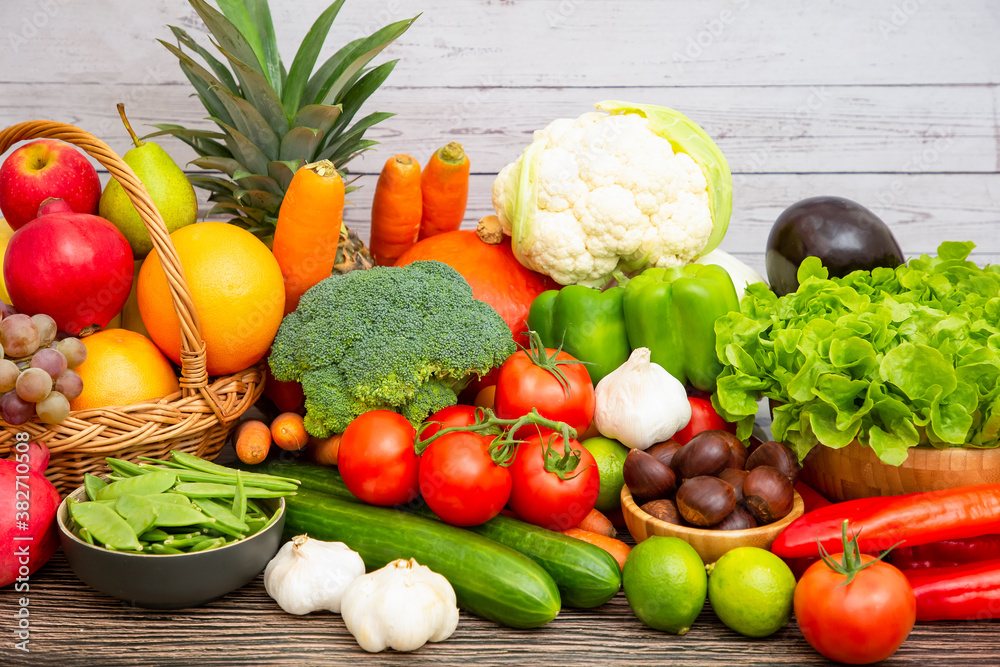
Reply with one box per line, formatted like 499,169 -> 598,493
100,103 -> 197,258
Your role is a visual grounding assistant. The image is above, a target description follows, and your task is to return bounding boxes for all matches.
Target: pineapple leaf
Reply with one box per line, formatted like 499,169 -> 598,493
188,175 -> 239,195
233,189 -> 283,212
303,36 -> 363,107
191,156 -> 244,176
188,0 -> 266,79
146,124 -> 231,159
243,0 -> 284,97
212,42 -> 290,137
281,0 -> 348,120
142,126 -> 226,141
233,174 -> 284,196
214,0 -> 268,77
319,111 -> 393,161
212,86 -> 281,160
293,104 -> 342,135
214,120 -> 271,175
280,127 -> 324,162
160,40 -> 235,126
327,61 -> 398,141
206,202 -> 268,224
327,139 -> 379,168
168,25 -> 239,94
315,17 -> 418,107
267,160 -> 300,192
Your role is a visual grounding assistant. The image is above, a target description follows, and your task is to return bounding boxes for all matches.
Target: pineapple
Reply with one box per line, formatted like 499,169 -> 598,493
152,0 -> 415,269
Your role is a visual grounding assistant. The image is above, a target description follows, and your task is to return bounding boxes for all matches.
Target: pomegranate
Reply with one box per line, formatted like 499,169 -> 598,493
2,440 -> 61,588
4,198 -> 133,335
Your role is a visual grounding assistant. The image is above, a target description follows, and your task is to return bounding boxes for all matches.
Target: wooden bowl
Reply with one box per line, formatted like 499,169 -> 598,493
621,485 -> 804,564
800,440 -> 1000,502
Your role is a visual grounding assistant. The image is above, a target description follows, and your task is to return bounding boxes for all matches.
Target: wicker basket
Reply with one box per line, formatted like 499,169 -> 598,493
0,121 -> 265,495
800,439 -> 1000,502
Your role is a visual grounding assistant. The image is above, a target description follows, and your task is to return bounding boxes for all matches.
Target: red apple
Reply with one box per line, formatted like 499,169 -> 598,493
4,199 -> 133,335
0,139 -> 101,230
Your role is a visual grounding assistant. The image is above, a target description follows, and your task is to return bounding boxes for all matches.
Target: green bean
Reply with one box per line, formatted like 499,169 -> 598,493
245,498 -> 265,517
83,474 -> 107,501
192,498 -> 249,533
96,470 -> 177,500
149,544 -> 184,555
188,537 -> 226,552
172,482 -> 290,498
244,518 -> 266,536
69,499 -> 142,551
115,494 -> 159,535
169,451 -> 301,488
105,458 -> 148,478
162,535 -> 214,549
232,470 -> 247,523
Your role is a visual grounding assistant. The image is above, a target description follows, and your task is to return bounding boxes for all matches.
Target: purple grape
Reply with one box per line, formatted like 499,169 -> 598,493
29,348 -> 68,379
1,314 -> 40,359
54,369 -> 83,401
0,391 -> 34,425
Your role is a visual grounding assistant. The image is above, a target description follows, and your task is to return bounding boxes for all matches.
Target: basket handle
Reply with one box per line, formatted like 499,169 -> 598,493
0,120 -> 224,419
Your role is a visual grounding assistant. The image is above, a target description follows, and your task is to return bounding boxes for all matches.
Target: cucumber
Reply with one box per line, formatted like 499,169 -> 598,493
244,460 -> 622,608
284,489 -> 561,628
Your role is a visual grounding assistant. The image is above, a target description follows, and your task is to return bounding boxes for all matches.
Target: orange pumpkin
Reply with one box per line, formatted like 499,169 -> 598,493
394,216 -> 559,348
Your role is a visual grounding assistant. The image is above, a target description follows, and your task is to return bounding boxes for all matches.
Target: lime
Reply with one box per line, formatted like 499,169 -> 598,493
581,436 -> 629,512
707,547 -> 796,637
622,536 -> 707,635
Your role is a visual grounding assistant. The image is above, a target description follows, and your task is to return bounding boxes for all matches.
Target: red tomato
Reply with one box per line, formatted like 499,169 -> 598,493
672,396 -> 736,444
337,410 -> 420,506
794,554 -> 916,664
508,432 -> 600,530
418,431 -> 512,526
494,348 -> 595,436
419,404 -> 479,442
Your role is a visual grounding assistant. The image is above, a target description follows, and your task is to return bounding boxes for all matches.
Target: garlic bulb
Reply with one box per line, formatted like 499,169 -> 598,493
593,347 -> 692,450
263,535 -> 365,614
340,558 -> 460,653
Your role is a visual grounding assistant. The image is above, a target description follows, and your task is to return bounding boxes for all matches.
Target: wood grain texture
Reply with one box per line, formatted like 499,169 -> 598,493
2,552 -> 998,666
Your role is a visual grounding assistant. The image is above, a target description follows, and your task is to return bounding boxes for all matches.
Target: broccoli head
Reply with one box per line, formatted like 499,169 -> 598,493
269,260 -> 516,437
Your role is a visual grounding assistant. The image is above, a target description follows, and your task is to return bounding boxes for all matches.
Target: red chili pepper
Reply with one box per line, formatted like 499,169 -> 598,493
771,484 -> 1000,559
889,534 -> 1000,570
904,559 -> 1000,621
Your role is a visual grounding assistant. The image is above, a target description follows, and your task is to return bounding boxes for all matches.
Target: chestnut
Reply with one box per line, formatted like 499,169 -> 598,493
675,475 -> 736,527
717,467 -> 749,504
623,448 -> 676,503
743,465 -> 795,525
671,431 -> 732,480
745,441 -> 801,484
646,440 -> 682,469
708,505 -> 757,531
640,498 -> 683,526
721,433 -> 748,470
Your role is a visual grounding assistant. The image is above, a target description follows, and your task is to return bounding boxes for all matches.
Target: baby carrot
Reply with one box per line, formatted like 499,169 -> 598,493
234,420 -> 272,465
308,434 -> 342,467
370,154 -> 422,265
575,508 -> 617,538
562,527 -> 632,570
271,412 -> 309,451
272,160 -> 345,314
418,142 -> 469,240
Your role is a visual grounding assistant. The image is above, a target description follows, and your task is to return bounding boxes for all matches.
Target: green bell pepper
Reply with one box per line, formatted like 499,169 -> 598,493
623,263 -> 740,391
527,285 -> 631,385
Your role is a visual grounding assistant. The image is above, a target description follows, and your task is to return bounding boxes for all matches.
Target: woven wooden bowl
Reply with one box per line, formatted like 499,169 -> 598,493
800,440 -> 1000,502
0,121 -> 265,495
621,485 -> 804,564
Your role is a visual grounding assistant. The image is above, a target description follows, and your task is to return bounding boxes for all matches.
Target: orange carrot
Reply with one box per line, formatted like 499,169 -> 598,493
308,433 -> 342,467
562,528 -> 632,570
234,420 -> 272,465
576,508 -> 617,538
271,412 -> 309,451
370,154 -> 422,265
272,160 -> 345,315
418,142 -> 469,240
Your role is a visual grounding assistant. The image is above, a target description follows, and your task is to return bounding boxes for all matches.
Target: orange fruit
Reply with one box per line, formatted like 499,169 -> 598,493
70,328 -> 180,411
137,223 -> 285,376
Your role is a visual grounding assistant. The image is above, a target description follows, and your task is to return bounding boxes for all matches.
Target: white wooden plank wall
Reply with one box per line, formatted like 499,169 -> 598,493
1,0 -> 998,273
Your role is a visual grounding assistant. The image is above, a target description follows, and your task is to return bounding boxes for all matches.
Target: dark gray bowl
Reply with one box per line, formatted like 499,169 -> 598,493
57,486 -> 284,609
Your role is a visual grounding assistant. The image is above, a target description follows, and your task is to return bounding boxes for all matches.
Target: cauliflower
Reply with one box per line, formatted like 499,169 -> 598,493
492,101 -> 732,287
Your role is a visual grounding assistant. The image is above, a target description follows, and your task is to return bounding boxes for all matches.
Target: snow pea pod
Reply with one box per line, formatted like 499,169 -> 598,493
84,474 -> 107,501
169,451 -> 301,489
192,498 -> 249,533
69,499 -> 142,551
145,496 -> 211,527
188,537 -> 226,552
233,470 -> 247,523
138,528 -> 172,542
96,471 -> 177,500
115,494 -> 158,535
149,544 -> 184,555
105,458 -> 148,478
173,482 -> 289,498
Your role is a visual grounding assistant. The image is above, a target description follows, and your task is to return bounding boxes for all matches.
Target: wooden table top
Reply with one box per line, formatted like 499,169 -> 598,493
2,550 -> 997,666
